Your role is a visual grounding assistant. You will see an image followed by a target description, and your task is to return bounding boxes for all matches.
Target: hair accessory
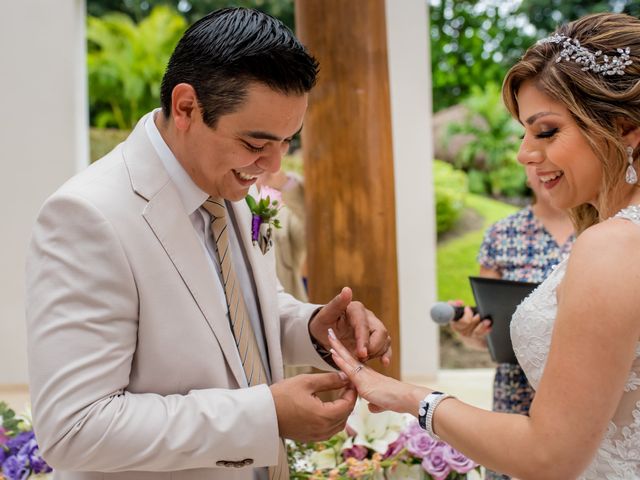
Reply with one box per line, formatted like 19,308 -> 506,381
626,145 -> 637,185
538,33 -> 633,76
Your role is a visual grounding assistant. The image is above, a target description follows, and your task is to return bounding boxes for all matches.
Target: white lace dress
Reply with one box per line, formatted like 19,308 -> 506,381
511,206 -> 640,479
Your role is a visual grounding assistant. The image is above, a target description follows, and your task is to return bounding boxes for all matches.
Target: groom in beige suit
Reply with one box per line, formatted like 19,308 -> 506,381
25,8 -> 391,480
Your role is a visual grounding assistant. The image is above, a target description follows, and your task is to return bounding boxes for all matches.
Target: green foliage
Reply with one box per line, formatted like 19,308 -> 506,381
429,0 -> 535,112
87,6 -> 187,129
433,160 -> 468,234
87,0 -> 295,29
0,401 -> 20,434
437,194 -> 518,304
517,0 -> 640,36
89,127 -> 130,162
446,82 -> 527,197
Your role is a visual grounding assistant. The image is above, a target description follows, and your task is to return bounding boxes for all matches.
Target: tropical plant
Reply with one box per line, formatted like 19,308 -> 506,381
445,83 -> 526,197
517,0 -> 640,36
433,160 -> 468,235
86,0 -> 295,29
87,6 -> 187,129
429,0 -> 535,112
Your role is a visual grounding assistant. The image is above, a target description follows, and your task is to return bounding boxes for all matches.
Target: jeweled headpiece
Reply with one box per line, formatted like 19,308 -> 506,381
538,33 -> 633,76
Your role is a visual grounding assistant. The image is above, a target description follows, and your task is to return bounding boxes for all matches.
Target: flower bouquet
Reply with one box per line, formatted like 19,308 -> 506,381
0,402 -> 52,480
288,399 -> 480,480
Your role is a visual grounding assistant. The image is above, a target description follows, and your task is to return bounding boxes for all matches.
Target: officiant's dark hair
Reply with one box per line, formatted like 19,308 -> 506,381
160,7 -> 319,127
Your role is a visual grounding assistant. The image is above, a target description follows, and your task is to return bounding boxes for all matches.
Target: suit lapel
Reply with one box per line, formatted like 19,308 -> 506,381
123,114 -> 246,387
230,193 -> 284,382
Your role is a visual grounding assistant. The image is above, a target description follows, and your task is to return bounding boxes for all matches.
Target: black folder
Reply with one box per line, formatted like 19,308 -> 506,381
468,276 -> 539,364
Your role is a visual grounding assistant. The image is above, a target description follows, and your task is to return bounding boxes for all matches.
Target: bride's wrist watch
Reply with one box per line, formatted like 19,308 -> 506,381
418,391 -> 454,440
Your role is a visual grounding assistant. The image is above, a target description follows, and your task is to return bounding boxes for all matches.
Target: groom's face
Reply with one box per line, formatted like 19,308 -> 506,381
183,82 -> 307,201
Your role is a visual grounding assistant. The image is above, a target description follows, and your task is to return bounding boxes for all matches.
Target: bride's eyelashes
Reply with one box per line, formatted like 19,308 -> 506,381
535,127 -> 559,139
519,127 -> 559,140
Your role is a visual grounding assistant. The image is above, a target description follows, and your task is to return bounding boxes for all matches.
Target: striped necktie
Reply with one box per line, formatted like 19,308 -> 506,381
202,197 -> 289,480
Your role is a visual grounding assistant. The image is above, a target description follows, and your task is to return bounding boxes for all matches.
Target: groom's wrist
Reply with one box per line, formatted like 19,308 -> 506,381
308,308 -> 338,368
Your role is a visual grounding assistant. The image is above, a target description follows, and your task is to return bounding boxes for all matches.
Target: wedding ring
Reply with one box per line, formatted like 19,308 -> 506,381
352,364 -> 364,375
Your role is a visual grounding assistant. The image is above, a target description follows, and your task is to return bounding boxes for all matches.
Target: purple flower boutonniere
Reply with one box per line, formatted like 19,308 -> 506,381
245,193 -> 282,254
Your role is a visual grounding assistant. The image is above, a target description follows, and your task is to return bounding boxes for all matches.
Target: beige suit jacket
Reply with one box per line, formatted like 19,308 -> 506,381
25,116 -> 329,480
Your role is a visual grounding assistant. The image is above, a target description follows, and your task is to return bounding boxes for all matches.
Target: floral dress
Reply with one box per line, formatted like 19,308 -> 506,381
476,205 -> 574,480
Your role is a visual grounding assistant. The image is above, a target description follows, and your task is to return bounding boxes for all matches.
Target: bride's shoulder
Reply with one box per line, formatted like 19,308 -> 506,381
569,216 -> 640,269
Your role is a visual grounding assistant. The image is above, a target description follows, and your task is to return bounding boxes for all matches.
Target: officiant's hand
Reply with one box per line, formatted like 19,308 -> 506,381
270,372 -> 357,442
308,287 -> 392,366
449,300 -> 491,350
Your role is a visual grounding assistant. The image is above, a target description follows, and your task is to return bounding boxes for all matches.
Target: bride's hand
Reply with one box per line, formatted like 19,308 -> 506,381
327,328 -> 428,415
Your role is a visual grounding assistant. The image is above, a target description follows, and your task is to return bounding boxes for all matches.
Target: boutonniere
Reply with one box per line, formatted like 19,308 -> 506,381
245,191 -> 282,254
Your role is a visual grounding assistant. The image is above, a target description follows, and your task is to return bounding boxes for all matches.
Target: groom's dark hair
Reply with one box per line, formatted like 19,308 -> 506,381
160,7 -> 319,127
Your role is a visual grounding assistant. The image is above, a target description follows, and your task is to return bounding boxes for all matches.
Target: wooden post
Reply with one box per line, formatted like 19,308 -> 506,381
295,0 -> 400,378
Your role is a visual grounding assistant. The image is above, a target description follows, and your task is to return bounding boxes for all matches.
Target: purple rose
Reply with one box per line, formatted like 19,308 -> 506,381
404,420 -> 424,437
383,433 -> 407,459
30,449 -> 52,475
342,444 -> 368,461
0,446 -> 6,464
18,437 -> 52,474
406,430 -> 436,458
6,432 -> 33,455
2,453 -> 31,480
442,444 -> 477,473
422,443 -> 451,480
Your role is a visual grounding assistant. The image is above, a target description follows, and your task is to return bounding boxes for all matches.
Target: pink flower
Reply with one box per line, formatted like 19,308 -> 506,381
258,185 -> 282,204
442,444 -> 477,473
421,443 -> 451,480
404,420 -> 425,436
342,444 -> 368,461
383,433 -> 407,459
406,430 -> 436,458
0,426 -> 8,445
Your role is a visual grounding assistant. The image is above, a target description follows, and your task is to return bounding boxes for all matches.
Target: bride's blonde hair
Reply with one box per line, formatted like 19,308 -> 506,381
502,12 -> 640,233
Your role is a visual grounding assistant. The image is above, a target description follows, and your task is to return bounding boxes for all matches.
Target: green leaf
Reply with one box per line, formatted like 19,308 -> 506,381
245,194 -> 258,212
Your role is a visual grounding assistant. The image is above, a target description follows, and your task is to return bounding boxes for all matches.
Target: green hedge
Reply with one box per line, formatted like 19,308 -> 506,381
433,159 -> 468,234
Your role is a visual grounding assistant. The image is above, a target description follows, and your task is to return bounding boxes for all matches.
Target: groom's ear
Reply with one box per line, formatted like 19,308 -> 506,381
616,118 -> 640,149
172,83 -> 199,132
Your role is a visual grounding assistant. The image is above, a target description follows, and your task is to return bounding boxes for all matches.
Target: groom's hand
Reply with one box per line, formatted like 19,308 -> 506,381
270,372 -> 356,442
308,287 -> 392,365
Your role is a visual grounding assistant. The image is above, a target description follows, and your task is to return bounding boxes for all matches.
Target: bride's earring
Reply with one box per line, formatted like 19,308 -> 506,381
625,145 -> 637,185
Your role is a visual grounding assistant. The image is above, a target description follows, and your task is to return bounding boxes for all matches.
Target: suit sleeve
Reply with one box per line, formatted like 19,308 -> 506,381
25,192 -> 279,472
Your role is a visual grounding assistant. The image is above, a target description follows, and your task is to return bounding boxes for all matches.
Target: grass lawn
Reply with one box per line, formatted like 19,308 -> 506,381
437,194 -> 518,305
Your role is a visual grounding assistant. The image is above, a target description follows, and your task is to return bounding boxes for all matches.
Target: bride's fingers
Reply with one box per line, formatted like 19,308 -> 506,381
328,328 -> 363,375
328,328 -> 356,361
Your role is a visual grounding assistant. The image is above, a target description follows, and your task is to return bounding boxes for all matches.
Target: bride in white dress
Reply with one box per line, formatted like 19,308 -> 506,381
327,12 -> 640,480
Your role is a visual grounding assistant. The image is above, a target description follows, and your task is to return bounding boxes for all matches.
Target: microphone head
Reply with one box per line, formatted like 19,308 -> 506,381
430,302 -> 455,325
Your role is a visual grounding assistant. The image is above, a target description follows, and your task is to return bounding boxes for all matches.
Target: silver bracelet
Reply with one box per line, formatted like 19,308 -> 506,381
418,391 -> 454,440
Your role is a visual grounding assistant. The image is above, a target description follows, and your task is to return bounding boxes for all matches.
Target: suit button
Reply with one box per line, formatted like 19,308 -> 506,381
232,462 -> 243,468
242,458 -> 254,466
216,460 -> 231,467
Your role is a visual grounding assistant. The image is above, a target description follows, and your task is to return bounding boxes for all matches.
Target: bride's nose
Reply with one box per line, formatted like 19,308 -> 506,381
517,137 -> 544,166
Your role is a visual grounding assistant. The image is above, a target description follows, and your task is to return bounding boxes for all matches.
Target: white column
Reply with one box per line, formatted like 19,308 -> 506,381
385,0 -> 439,381
0,0 -> 88,384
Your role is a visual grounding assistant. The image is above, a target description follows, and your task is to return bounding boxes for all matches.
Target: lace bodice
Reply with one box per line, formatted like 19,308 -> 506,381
511,205 -> 640,479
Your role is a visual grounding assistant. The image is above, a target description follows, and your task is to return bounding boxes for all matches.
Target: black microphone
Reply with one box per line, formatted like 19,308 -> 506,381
430,302 -> 479,325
